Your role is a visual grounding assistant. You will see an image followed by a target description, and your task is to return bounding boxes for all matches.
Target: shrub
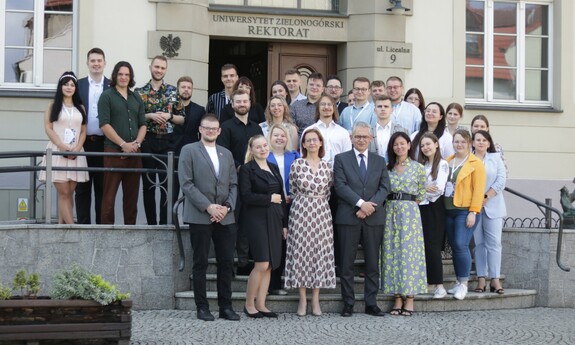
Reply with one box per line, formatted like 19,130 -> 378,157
50,264 -> 129,305
0,281 -> 11,300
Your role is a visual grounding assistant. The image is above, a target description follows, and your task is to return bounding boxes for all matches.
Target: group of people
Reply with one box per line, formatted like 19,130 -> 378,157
39,52 -> 508,321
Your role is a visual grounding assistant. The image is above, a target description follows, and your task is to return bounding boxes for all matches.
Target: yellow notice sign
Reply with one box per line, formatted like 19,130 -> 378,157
18,198 -> 28,212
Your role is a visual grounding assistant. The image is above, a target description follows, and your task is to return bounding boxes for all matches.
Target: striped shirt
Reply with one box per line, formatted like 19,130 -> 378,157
206,90 -> 230,119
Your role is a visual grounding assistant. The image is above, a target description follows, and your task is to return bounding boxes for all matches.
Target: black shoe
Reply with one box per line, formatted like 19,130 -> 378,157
258,310 -> 278,318
236,264 -> 253,276
365,305 -> 386,317
197,308 -> 215,321
341,303 -> 353,317
243,306 -> 263,318
219,308 -> 240,321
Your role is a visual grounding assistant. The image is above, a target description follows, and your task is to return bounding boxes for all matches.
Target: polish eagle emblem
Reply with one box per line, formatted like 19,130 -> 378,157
160,34 -> 181,58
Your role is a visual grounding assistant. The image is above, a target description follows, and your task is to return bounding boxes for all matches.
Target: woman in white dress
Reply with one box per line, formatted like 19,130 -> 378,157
39,72 -> 89,224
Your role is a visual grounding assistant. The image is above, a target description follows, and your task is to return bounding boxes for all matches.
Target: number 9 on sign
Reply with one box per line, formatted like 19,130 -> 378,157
390,54 -> 396,64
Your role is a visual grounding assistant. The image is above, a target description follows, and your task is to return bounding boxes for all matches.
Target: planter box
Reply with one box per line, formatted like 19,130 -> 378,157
0,299 -> 132,345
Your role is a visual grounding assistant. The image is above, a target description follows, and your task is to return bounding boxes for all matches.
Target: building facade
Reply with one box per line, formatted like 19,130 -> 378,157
0,0 -> 573,221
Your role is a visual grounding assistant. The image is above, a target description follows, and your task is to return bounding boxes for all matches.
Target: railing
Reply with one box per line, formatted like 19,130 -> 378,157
0,149 -> 177,225
504,186 -> 570,272
173,196 -> 187,271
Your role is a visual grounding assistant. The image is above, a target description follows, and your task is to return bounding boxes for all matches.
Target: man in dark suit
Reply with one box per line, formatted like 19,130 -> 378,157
178,114 -> 240,322
75,48 -> 110,224
334,121 -> 390,317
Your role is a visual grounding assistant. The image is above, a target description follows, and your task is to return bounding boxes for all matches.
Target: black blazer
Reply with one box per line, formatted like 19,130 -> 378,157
337,101 -> 348,115
78,76 -> 111,112
238,160 -> 288,229
173,101 -> 206,154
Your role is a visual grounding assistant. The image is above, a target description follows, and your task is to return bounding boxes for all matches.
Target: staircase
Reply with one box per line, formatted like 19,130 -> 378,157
175,247 -> 537,313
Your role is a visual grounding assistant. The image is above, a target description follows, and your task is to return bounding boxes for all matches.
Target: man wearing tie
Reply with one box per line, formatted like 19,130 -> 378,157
334,121 -> 390,317
75,48 -> 110,224
178,114 -> 240,321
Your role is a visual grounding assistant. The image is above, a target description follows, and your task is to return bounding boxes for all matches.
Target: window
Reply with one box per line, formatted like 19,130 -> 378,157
0,0 -> 76,89
465,0 -> 552,107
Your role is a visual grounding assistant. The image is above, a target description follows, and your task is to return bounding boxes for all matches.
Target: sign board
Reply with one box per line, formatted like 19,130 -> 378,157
375,42 -> 413,69
18,198 -> 28,212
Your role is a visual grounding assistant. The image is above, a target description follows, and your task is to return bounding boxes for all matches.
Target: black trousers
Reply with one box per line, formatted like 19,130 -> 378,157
141,134 -> 177,225
337,223 -> 383,307
75,136 -> 104,224
420,197 -> 446,285
189,222 -> 237,311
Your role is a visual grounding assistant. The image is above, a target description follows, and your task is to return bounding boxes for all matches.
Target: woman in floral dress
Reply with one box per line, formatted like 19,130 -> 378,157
284,128 -> 336,316
381,131 -> 427,316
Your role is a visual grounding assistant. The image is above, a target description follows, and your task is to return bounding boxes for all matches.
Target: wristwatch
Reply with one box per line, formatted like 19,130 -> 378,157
470,211 -> 479,215
135,141 -> 141,148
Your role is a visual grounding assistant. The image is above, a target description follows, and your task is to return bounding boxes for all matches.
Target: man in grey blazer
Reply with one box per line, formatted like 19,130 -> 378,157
178,114 -> 240,322
334,121 -> 390,317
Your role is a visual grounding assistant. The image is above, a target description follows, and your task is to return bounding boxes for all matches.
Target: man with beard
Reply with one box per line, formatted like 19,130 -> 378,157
217,89 -> 263,275
135,55 -> 180,225
385,76 -> 422,134
178,114 -> 240,322
291,72 -> 325,138
172,76 -> 206,153
326,75 -> 348,114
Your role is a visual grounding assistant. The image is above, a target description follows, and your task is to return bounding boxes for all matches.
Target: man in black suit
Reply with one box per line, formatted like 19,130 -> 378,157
178,114 -> 239,322
172,76 -> 205,154
75,48 -> 110,224
334,121 -> 390,317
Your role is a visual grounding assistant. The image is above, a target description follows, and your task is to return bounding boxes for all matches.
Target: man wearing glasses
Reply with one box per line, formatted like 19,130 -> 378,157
178,114 -> 240,322
334,122 -> 390,317
326,75 -> 348,114
385,76 -> 422,134
339,77 -> 375,132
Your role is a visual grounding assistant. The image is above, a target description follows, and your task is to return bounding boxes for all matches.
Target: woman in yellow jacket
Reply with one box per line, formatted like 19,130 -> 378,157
444,129 -> 486,300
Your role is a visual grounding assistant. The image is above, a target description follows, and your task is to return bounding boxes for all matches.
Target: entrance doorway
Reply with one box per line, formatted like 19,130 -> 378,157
208,39 -> 338,106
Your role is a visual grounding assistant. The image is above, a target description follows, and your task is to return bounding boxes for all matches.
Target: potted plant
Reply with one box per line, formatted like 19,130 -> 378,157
0,264 -> 132,344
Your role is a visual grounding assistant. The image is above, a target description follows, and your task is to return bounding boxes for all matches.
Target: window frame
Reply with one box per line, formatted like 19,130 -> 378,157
0,0 -> 78,91
465,0 -> 554,108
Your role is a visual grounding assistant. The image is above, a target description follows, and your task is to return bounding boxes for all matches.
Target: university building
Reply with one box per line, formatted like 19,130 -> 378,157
0,0 -> 573,220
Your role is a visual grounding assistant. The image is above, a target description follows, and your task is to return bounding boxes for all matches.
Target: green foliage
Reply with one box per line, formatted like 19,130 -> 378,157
0,281 -> 12,300
12,269 -> 27,295
50,264 -> 130,305
27,272 -> 41,297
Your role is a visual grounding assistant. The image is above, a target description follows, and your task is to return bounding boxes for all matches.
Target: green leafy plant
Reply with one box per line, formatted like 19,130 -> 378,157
27,272 -> 41,297
50,264 -> 130,305
12,269 -> 27,296
0,281 -> 12,300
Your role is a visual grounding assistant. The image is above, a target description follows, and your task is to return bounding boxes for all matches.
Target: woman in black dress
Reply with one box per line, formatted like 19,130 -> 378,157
239,135 -> 287,318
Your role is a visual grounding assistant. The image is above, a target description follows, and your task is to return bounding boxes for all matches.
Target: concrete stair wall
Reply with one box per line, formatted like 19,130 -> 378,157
175,250 -> 537,313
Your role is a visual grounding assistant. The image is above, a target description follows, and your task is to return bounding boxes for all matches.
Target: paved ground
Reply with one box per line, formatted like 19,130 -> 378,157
131,308 -> 575,345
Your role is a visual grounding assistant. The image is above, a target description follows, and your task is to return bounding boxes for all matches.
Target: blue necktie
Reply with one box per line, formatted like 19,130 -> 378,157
359,153 -> 367,180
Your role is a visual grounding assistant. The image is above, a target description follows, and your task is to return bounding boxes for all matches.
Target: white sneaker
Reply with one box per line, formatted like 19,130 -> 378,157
433,286 -> 447,299
454,284 -> 468,300
447,283 -> 460,295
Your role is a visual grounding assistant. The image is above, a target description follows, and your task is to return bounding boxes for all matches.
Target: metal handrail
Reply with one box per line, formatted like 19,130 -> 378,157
173,196 -> 186,271
504,186 -> 570,272
0,149 -> 177,224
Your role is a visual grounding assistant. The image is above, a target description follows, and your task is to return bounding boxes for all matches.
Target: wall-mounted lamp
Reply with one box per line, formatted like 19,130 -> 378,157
387,0 -> 411,15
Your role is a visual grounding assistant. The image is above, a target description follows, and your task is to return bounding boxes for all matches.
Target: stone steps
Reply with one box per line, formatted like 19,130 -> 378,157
200,273 -> 505,295
174,289 -> 537,313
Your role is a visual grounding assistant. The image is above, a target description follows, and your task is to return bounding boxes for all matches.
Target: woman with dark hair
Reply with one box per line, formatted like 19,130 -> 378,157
445,102 -> 468,136
260,96 -> 298,151
220,76 -> 266,123
239,135 -> 287,318
417,133 -> 449,299
404,88 -> 426,115
444,129 -> 486,300
381,131 -> 427,316
410,102 -> 454,160
39,71 -> 89,224
284,128 -> 336,316
270,80 -> 292,105
471,114 -> 508,175
471,130 -> 507,294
